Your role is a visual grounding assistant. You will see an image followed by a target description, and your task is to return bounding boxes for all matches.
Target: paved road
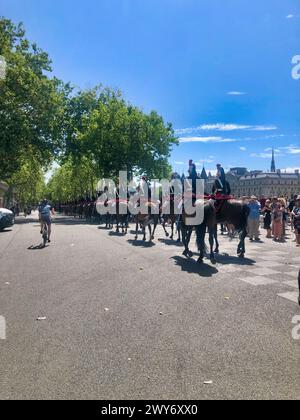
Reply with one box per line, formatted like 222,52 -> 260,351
0,213 -> 299,400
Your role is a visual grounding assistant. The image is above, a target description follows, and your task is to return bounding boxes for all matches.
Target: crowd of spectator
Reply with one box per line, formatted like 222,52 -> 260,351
242,194 -> 300,246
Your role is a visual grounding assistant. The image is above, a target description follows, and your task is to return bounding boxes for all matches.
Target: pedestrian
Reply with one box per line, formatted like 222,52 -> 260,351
272,202 -> 283,242
247,195 -> 261,241
262,199 -> 272,238
292,196 -> 300,246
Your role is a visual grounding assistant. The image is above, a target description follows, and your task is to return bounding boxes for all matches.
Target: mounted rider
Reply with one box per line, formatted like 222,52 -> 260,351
212,164 -> 231,197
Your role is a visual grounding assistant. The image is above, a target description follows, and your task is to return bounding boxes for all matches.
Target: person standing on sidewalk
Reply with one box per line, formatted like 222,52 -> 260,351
247,196 -> 261,242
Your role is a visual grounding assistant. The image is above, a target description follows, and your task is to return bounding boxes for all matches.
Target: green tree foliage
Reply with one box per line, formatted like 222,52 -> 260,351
46,156 -> 97,203
8,149 -> 46,206
0,18 -> 68,181
1,18 -> 178,204
68,87 -> 177,180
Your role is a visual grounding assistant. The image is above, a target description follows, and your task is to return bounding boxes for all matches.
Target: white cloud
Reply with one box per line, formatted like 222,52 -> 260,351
179,136 -> 237,143
278,145 -> 300,154
251,152 -> 283,159
240,147 -> 247,151
286,14 -> 294,19
227,91 -> 247,95
175,124 -> 278,135
174,161 -> 185,165
194,158 -> 215,164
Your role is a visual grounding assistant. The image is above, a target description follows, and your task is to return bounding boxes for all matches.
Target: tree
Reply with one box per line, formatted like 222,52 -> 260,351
0,18 -> 68,181
8,149 -> 46,207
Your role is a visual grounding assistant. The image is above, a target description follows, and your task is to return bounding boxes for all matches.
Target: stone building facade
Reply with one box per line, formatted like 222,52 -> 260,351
203,163 -> 300,199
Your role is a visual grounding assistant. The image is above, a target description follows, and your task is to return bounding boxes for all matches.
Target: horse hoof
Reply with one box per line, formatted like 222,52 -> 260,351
210,258 -> 216,265
214,249 -> 219,254
183,250 -> 189,258
188,251 -> 194,258
197,257 -> 203,264
239,253 -> 245,259
165,233 -> 169,238
151,235 -> 155,240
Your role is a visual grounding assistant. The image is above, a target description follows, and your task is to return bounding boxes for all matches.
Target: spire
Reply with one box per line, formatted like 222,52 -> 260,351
271,148 -> 276,172
200,166 -> 208,180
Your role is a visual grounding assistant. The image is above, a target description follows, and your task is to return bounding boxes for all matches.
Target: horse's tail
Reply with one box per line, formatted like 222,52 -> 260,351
241,204 -> 250,230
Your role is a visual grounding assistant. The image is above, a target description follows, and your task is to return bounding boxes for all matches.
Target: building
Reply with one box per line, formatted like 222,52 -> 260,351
205,155 -> 300,198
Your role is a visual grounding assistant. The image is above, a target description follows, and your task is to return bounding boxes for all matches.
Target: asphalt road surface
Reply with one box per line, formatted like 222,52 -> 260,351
0,212 -> 299,400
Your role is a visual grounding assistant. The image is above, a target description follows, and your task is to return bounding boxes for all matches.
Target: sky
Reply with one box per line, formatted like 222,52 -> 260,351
1,0 -> 300,175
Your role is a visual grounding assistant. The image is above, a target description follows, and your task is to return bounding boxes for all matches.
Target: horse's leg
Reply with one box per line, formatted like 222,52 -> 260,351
238,227 -> 247,257
149,223 -> 153,242
135,220 -> 139,240
209,227 -> 216,264
196,223 -> 206,263
151,217 -> 158,241
162,219 -> 169,237
170,222 -> 174,240
181,224 -> 189,257
177,218 -> 181,242
182,226 -> 193,258
214,225 -> 219,254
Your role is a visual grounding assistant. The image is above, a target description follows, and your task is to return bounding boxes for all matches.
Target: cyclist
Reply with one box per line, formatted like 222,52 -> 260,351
38,199 -> 55,243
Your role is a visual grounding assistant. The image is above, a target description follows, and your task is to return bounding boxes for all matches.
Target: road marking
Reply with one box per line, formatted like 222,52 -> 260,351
277,292 -> 299,304
283,280 -> 299,289
238,276 -> 278,286
246,267 -> 280,276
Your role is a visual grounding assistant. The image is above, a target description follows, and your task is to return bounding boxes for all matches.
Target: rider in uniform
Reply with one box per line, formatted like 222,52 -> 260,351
212,164 -> 231,197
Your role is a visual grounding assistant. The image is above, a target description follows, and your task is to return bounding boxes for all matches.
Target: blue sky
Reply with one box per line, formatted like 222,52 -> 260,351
1,0 -> 300,174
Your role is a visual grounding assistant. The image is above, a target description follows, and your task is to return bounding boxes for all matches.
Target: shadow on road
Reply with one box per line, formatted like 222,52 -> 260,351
109,231 -> 128,237
215,253 -> 256,266
158,238 -> 182,247
0,229 -> 13,233
127,239 -> 156,248
53,216 -> 99,226
28,244 -> 49,250
172,256 -> 218,277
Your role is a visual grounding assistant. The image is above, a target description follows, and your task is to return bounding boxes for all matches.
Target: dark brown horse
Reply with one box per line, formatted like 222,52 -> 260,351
181,199 -> 249,264
213,200 -> 250,257
134,202 -> 160,242
161,197 -> 181,242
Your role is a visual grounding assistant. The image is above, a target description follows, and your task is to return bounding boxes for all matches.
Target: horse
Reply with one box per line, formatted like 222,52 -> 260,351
212,200 -> 250,258
181,198 -> 250,264
161,196 -> 181,242
134,201 -> 160,242
115,199 -> 129,234
180,199 -> 216,263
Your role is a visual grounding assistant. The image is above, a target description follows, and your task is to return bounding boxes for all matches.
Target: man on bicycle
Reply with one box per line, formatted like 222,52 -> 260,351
38,199 -> 55,243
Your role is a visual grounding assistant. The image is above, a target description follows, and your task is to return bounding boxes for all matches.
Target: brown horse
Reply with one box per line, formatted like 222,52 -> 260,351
180,200 -> 216,263
134,201 -> 160,242
213,200 -> 250,257
161,198 -> 181,241
181,199 -> 250,264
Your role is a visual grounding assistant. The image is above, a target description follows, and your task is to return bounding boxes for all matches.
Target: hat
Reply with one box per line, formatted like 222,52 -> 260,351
251,195 -> 257,200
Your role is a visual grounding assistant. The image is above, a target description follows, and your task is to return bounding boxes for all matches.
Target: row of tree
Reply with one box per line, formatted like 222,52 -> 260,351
0,18 -> 178,205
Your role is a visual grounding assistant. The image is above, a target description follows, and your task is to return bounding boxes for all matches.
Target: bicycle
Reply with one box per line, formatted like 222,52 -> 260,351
41,220 -> 48,248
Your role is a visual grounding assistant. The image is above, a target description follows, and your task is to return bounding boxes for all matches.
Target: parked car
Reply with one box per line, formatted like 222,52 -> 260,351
0,208 -> 15,231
